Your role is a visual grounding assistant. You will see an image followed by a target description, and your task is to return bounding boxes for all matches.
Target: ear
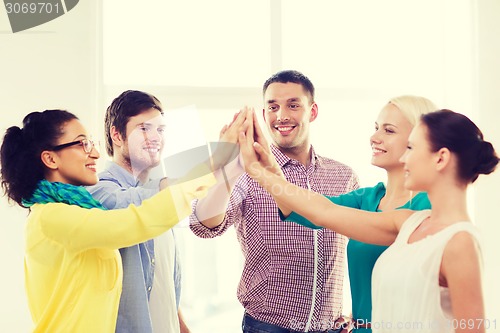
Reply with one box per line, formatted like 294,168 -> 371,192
435,147 -> 451,172
110,126 -> 124,148
309,103 -> 318,122
40,150 -> 59,170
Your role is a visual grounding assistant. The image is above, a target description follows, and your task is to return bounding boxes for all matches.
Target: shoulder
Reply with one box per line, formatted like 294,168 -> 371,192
314,154 -> 358,179
344,182 -> 384,199
444,225 -> 481,256
355,182 -> 384,195
394,209 -> 428,231
314,154 -> 359,185
315,154 -> 356,172
441,224 -> 482,279
95,164 -> 129,188
98,163 -> 121,180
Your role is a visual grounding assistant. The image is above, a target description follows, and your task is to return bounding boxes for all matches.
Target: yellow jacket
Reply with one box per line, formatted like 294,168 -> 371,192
24,173 -> 214,332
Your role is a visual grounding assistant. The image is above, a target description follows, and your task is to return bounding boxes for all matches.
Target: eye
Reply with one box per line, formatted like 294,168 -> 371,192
268,105 -> 278,112
158,127 -> 166,134
406,145 -> 413,150
385,128 -> 395,134
289,104 -> 300,109
84,140 -> 95,153
139,126 -> 149,132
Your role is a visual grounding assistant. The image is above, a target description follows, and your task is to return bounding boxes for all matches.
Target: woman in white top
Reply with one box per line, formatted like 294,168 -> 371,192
239,109 -> 498,333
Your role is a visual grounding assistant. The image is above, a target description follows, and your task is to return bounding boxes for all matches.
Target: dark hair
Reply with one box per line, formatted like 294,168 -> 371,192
421,109 -> 499,183
105,90 -> 163,156
1,110 -> 79,207
262,70 -> 315,104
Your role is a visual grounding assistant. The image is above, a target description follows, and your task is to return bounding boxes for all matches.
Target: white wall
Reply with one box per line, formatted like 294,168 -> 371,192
473,0 -> 500,323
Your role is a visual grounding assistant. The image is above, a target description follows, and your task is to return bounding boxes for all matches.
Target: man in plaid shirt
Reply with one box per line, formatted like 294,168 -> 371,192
190,70 -> 359,333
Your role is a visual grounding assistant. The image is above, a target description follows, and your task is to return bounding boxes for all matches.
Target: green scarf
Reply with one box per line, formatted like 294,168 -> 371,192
22,179 -> 105,210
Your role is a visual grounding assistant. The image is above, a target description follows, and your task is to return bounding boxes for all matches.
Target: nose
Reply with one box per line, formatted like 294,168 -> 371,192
147,128 -> 164,142
89,145 -> 100,159
276,108 -> 290,122
370,130 -> 382,145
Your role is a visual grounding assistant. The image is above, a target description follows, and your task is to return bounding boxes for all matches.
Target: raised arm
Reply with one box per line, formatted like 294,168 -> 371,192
238,111 -> 410,245
193,107 -> 251,228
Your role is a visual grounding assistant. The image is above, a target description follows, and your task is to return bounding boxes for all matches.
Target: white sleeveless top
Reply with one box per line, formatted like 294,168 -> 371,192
371,210 -> 481,333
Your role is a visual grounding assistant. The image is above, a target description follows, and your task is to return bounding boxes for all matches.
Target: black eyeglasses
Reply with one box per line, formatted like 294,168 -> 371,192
51,139 -> 96,154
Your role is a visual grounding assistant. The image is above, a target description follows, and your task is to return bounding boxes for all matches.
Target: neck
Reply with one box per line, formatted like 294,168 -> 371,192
278,143 -> 312,167
113,156 -> 151,184
385,168 -> 411,199
427,181 -> 470,225
45,172 -> 73,185
378,168 -> 414,210
134,169 -> 151,184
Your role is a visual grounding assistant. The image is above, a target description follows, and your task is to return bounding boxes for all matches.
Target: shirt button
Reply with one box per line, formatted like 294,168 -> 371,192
151,258 -> 155,264
147,286 -> 152,292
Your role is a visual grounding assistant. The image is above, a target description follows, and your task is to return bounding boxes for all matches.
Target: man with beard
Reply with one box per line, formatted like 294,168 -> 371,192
88,90 -> 190,333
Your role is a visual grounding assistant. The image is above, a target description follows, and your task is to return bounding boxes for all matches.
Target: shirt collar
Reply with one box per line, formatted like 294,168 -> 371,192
104,161 -> 142,187
270,144 -> 318,168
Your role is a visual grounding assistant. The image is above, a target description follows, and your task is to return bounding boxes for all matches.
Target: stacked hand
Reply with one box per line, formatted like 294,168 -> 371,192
211,106 -> 285,187
238,108 -> 284,182
211,106 -> 250,172
193,106 -> 287,226
219,106 -> 252,144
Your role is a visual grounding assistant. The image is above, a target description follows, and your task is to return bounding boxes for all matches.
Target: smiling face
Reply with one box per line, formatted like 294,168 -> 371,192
114,108 -> 165,175
400,122 -> 437,191
370,103 -> 414,172
262,82 -> 318,153
43,119 -> 100,186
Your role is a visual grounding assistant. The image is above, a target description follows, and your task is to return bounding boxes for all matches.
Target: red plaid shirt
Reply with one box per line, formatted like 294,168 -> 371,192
190,145 -> 359,332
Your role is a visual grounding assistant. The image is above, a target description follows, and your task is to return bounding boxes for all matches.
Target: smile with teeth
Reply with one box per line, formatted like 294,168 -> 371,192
86,164 -> 96,171
372,147 -> 386,154
275,125 -> 296,133
144,147 -> 160,153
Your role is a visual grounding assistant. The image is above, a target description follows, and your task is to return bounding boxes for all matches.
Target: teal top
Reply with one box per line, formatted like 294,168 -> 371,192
283,182 -> 431,332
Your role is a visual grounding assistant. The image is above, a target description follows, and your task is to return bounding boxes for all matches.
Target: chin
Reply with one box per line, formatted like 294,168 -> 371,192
404,180 -> 423,192
403,178 -> 413,190
275,138 -> 300,150
131,159 -> 158,171
150,159 -> 161,168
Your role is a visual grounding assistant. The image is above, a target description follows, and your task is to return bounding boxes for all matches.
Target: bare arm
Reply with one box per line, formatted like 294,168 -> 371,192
441,232 -> 484,333
238,111 -> 410,245
193,107 -> 251,228
192,156 -> 243,228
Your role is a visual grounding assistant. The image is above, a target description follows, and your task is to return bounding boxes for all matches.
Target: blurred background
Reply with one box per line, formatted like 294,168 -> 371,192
1,0 -> 499,331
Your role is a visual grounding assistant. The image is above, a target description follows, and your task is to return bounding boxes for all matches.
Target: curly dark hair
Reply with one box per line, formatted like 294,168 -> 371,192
0,110 -> 78,207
